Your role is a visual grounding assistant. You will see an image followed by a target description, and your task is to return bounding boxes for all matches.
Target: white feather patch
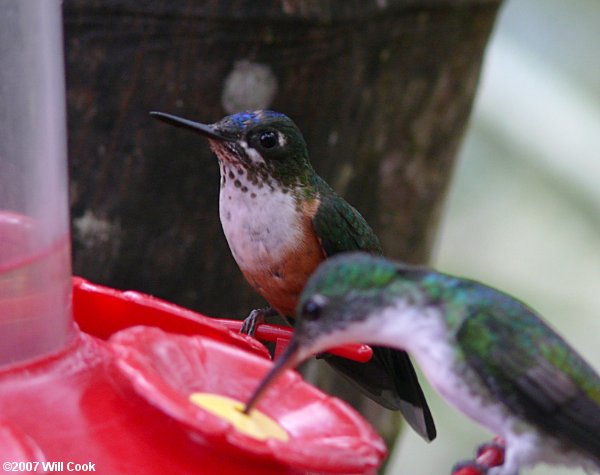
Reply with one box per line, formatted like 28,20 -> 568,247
219,163 -> 302,272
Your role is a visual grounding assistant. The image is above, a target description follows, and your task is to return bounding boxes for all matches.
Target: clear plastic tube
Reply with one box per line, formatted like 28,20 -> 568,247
0,0 -> 74,364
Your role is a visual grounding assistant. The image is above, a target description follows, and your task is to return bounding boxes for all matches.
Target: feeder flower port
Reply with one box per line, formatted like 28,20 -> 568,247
0,274 -> 387,475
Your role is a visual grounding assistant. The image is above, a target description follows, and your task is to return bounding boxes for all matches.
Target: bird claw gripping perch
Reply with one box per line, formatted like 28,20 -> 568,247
451,461 -> 490,475
476,437 -> 506,467
451,437 -> 506,475
240,307 -> 276,336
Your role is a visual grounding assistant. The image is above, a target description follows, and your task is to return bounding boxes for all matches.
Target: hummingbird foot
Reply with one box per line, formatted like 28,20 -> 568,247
451,461 -> 490,475
240,306 -> 278,336
476,438 -> 505,467
452,437 -> 507,475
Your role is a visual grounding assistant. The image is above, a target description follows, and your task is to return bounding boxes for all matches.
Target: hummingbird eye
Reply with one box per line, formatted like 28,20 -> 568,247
302,299 -> 323,320
259,130 -> 278,149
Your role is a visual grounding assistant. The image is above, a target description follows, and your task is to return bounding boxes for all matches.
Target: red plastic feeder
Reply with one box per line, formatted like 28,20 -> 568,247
111,326 -> 383,472
0,275 -> 386,474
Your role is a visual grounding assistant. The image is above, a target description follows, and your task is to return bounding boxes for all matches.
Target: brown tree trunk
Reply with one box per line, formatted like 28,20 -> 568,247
64,0 -> 502,458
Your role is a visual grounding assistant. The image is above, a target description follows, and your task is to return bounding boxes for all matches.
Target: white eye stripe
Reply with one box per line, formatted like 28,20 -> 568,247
277,132 -> 286,147
239,139 -> 265,164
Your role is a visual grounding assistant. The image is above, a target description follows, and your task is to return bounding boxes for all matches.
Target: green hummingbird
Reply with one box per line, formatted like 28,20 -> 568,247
150,109 -> 436,441
245,252 -> 600,475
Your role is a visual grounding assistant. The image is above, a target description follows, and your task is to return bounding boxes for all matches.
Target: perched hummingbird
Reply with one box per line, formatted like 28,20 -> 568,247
150,109 -> 436,441
245,252 -> 600,475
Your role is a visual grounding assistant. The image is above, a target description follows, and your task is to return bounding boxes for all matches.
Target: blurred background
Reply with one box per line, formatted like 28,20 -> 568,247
389,0 -> 600,473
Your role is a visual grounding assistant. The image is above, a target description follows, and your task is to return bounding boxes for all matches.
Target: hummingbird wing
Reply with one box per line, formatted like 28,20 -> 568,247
311,180 -> 383,256
311,179 -> 437,441
457,304 -> 600,462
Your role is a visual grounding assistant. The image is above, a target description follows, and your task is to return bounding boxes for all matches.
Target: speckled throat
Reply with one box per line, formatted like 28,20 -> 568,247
213,140 -> 324,315
211,141 -> 282,195
210,140 -> 277,192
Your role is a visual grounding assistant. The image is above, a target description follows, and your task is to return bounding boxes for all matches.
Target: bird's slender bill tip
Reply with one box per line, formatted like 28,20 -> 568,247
149,111 -> 231,141
149,111 -> 181,124
243,339 -> 303,415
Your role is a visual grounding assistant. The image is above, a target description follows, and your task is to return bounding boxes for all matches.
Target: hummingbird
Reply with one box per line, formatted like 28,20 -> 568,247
150,109 -> 436,441
245,252 -> 600,475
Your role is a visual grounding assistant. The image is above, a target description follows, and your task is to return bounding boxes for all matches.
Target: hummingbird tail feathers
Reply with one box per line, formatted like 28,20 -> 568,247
323,346 -> 436,441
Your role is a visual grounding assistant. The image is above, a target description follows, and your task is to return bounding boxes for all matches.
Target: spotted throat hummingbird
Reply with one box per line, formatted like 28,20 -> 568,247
150,109 -> 436,441
245,252 -> 600,475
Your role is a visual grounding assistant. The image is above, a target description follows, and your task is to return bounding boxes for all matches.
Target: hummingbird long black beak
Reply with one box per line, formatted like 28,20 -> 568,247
243,338 -> 304,414
150,111 -> 232,141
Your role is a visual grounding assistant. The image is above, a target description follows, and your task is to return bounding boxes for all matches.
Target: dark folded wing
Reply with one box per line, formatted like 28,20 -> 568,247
457,307 -> 600,462
324,347 -> 436,441
312,179 -> 383,257
312,180 -> 436,441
